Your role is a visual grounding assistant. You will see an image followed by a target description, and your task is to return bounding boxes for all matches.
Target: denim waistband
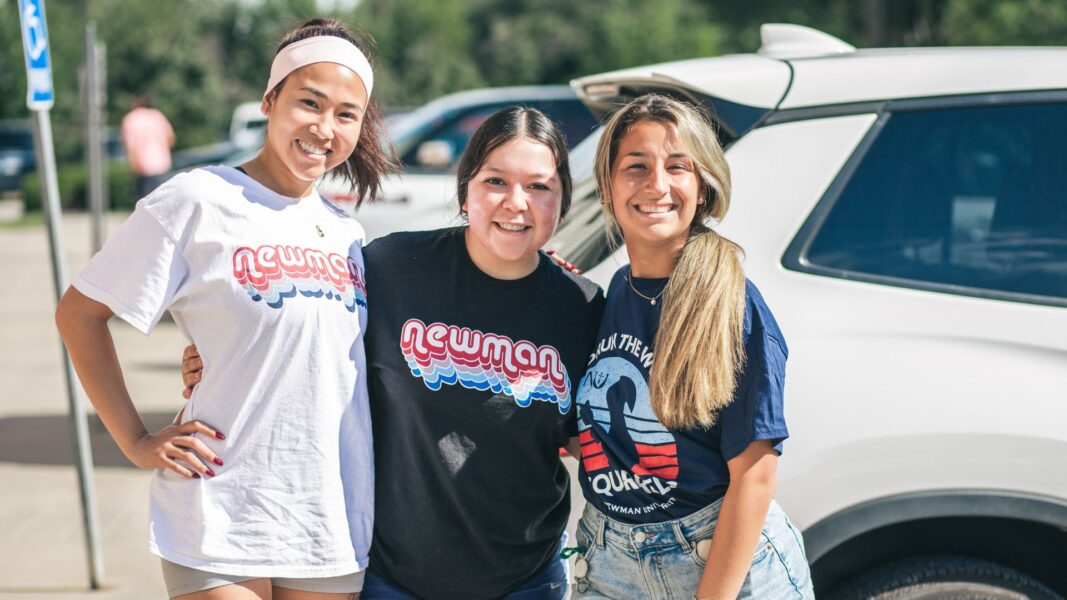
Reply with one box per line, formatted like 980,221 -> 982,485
579,497 -> 734,552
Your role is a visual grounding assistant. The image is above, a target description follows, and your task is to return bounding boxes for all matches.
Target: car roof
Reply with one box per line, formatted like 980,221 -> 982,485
572,25 -> 1067,111
783,46 -> 1067,108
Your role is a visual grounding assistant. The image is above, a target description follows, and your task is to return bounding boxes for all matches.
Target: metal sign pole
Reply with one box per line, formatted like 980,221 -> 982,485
19,0 -> 105,589
86,22 -> 106,254
30,110 -> 106,591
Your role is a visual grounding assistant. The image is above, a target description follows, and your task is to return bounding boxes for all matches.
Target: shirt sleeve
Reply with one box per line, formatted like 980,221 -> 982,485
72,201 -> 189,335
718,326 -> 790,463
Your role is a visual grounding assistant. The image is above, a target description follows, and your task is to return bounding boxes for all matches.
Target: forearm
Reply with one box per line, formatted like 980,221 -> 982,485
56,288 -> 147,455
695,477 -> 776,599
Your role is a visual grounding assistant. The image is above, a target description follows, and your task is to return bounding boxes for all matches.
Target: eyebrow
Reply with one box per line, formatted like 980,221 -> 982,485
299,86 -> 364,111
482,165 -> 557,179
624,151 -> 691,159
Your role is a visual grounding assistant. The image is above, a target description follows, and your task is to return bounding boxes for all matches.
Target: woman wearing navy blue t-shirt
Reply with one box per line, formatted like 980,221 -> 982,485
570,94 -> 815,599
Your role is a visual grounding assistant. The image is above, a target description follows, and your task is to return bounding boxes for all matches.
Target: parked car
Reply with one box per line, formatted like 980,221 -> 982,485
229,101 -> 268,149
317,85 -> 600,240
548,23 -> 1067,599
0,122 -> 36,192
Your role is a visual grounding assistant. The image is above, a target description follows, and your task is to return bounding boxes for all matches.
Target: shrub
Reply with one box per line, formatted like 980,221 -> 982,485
21,161 -> 136,213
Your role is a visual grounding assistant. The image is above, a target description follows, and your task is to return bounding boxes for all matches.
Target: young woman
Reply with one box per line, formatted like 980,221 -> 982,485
182,106 -> 603,599
570,94 -> 814,599
56,19 -> 394,600
359,106 -> 602,600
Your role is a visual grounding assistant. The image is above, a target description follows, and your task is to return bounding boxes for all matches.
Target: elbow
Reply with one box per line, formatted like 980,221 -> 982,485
735,466 -> 778,502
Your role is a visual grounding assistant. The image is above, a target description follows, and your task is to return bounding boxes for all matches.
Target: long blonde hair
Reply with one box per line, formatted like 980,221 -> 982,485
595,94 -> 746,430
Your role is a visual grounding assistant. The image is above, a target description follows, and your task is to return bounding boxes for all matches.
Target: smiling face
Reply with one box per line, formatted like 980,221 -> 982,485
461,136 -> 563,279
609,119 -> 704,253
259,62 -> 368,197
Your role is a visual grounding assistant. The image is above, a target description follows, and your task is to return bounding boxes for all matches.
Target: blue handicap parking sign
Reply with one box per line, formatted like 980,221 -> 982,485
18,0 -> 55,110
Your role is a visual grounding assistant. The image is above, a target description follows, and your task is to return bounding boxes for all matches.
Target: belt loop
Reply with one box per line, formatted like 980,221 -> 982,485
671,521 -> 691,552
594,511 -> 606,549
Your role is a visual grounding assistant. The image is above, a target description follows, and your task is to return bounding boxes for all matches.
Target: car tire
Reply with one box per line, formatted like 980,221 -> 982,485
830,555 -> 1063,600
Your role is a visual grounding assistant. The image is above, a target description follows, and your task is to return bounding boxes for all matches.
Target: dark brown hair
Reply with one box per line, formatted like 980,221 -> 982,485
455,106 -> 573,219
269,18 -> 399,206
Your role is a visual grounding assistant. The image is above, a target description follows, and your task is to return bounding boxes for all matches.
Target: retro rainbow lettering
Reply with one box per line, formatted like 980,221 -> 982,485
231,244 -> 367,311
400,318 -> 572,413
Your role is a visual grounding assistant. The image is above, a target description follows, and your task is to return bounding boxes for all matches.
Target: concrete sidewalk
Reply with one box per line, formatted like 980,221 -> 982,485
1,213 -> 182,599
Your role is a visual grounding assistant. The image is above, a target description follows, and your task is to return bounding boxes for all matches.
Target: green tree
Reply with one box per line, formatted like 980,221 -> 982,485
90,0 -> 228,149
1,0 -> 92,160
356,0 -> 485,106
943,0 -> 1067,45
211,0 -> 322,110
354,0 -> 721,106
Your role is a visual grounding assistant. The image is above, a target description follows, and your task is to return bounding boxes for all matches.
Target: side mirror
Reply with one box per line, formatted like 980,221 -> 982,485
415,140 -> 454,169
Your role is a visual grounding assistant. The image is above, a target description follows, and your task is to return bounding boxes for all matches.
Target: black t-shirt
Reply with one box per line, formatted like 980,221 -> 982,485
363,227 -> 604,599
577,267 -> 789,523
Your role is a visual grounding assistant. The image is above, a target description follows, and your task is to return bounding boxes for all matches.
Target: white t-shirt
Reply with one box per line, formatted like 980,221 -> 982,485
73,166 -> 373,577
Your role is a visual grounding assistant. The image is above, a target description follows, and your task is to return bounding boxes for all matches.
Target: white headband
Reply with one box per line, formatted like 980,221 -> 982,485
263,36 -> 374,108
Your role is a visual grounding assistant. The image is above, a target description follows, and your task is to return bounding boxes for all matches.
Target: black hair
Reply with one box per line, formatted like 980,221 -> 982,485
455,106 -> 573,219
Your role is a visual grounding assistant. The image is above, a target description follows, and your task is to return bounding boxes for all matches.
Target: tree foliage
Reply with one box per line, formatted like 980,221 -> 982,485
2,0 -> 1067,159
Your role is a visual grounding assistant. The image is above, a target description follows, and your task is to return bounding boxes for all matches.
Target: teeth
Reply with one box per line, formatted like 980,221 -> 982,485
637,205 -> 673,214
497,223 -> 528,232
297,140 -> 328,156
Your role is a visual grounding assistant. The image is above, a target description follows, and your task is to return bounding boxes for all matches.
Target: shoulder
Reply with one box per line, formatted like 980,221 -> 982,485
134,167 -> 239,236
364,227 -> 459,264
546,258 -> 605,308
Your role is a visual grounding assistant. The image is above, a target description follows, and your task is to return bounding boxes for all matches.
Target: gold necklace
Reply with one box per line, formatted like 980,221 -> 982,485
626,269 -> 667,305
298,196 -> 326,238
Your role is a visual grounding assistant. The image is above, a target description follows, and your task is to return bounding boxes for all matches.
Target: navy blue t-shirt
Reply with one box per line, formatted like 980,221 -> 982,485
576,267 -> 789,523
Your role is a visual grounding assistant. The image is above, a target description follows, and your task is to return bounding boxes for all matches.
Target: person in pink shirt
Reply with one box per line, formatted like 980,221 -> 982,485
121,96 -> 176,197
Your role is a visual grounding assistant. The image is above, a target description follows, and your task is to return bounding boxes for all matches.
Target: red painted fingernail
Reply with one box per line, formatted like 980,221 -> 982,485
546,250 -> 555,255
215,432 -> 226,440
213,458 -> 223,466
206,469 -> 215,477
193,473 -> 201,479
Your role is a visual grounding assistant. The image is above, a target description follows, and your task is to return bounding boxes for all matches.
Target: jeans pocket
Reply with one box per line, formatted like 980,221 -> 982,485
574,520 -> 599,562
689,536 -> 711,568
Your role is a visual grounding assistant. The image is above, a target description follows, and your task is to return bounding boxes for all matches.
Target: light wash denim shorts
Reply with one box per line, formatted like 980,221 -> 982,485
160,559 -> 365,598
571,498 -> 814,599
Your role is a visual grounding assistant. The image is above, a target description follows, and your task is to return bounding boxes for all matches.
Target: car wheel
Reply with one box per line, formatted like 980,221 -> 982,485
830,556 -> 1063,600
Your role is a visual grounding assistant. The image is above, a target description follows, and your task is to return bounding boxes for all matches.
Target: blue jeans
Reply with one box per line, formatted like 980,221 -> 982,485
361,546 -> 568,599
572,499 -> 814,599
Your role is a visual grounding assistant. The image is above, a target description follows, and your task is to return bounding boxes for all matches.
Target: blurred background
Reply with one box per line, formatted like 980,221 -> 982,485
3,2 -> 1067,598
3,0 -> 1067,216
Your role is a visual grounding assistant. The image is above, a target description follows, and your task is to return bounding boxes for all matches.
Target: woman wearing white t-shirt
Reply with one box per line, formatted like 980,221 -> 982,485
55,19 -> 396,600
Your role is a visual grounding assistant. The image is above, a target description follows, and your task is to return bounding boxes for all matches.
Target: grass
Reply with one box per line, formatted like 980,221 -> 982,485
0,213 -> 43,228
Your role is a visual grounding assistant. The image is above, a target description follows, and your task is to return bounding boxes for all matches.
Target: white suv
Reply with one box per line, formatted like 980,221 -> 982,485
550,24 -> 1067,599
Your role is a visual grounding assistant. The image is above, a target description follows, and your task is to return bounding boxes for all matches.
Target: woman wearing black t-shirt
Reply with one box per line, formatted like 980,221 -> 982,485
183,107 -> 603,599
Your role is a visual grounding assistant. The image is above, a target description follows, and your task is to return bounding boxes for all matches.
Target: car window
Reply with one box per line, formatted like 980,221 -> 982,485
0,130 -> 33,149
803,101 -> 1067,303
400,103 -> 508,170
397,99 -> 599,172
527,100 -> 600,148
